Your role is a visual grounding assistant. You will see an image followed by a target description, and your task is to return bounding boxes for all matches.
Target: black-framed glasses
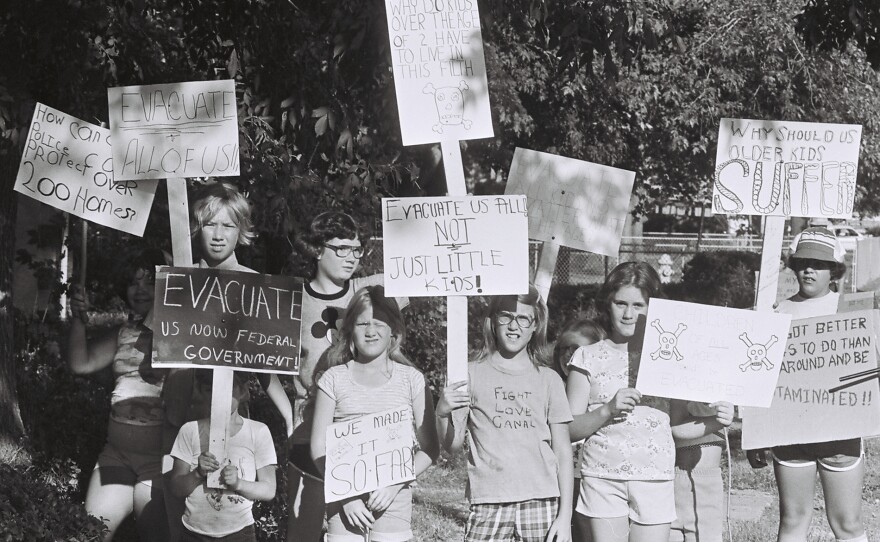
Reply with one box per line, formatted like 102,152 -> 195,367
323,244 -> 366,259
494,312 -> 535,328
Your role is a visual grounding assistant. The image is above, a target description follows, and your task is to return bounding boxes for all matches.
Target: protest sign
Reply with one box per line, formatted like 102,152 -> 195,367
838,292 -> 875,313
635,299 -> 792,407
713,119 -> 861,218
383,0 -> 493,145
152,267 -> 303,374
108,80 -> 239,180
504,148 -> 635,257
14,103 -> 157,236
753,267 -> 800,306
324,405 -> 417,503
741,310 -> 880,449
381,196 -> 529,297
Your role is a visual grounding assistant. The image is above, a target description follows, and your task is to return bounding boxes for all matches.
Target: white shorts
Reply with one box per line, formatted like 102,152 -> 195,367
577,476 -> 676,525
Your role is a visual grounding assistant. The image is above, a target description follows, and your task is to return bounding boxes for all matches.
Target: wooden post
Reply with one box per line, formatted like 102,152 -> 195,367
754,216 -> 786,311
441,141 -> 469,385
533,242 -> 560,307
167,177 -> 232,488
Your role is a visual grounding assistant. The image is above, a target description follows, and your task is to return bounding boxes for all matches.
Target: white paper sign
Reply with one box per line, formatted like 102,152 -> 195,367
14,103 -> 157,236
635,299 -> 792,407
382,196 -> 529,296
324,406 -> 416,503
384,0 -> 493,145
741,310 -> 880,449
505,148 -> 635,257
713,118 -> 861,218
108,80 -> 239,180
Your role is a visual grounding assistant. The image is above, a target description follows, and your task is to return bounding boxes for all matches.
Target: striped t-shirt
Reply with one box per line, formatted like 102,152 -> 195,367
317,361 -> 425,424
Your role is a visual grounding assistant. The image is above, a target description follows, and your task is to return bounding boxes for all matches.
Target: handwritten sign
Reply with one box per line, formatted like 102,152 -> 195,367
754,267 -> 800,306
14,104 -> 157,236
713,119 -> 861,218
383,0 -> 493,145
635,299 -> 792,407
324,405 -> 416,503
741,310 -> 880,449
504,148 -> 635,257
152,267 -> 302,374
381,196 -> 529,296
838,292 -> 875,313
108,80 -> 239,180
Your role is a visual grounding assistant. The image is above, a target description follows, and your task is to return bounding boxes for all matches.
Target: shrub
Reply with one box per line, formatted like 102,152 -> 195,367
671,250 -> 761,308
0,463 -> 107,541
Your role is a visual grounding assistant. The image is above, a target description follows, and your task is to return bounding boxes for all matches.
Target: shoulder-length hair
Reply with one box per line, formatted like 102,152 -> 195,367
596,261 -> 662,336
190,181 -> 256,247
552,319 -> 606,381
473,284 -> 551,368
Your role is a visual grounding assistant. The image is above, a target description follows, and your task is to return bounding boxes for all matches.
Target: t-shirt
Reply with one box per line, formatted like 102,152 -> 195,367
459,358 -> 573,504
292,275 -> 407,443
776,291 -> 839,319
569,340 -> 674,481
111,318 -> 165,426
171,418 -> 277,537
317,361 -> 425,423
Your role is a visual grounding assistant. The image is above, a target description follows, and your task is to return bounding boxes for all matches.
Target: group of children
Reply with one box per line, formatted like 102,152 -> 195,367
68,183 -> 869,542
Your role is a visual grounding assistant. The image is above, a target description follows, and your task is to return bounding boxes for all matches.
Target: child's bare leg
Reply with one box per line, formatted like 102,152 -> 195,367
133,479 -> 169,542
286,463 -> 326,542
629,522 -> 670,542
84,469 -> 135,541
819,461 -> 866,540
585,516 -> 628,542
774,461 -> 817,542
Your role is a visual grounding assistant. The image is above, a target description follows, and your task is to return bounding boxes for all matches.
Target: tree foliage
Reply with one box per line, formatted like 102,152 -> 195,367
796,0 -> 880,68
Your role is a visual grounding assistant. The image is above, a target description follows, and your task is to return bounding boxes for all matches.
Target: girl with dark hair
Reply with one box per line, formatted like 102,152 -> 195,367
309,286 -> 437,542
437,285 -> 574,542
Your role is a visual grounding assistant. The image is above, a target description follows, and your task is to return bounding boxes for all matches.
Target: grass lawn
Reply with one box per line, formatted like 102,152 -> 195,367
412,436 -> 880,541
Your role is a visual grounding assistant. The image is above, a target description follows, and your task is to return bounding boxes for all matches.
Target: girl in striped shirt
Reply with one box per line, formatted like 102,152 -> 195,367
310,286 -> 438,541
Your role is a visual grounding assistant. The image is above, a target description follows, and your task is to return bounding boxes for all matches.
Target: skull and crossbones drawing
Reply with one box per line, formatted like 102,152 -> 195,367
650,320 -> 687,361
423,81 -> 473,134
738,333 -> 778,371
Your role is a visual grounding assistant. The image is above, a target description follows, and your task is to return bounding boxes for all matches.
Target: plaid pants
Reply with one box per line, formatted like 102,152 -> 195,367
465,498 -> 559,542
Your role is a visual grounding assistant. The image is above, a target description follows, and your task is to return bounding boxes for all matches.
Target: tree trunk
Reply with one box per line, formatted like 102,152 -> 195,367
0,155 -> 26,464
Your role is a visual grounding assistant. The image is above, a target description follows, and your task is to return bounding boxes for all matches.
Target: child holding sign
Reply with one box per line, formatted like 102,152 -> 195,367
169,370 -> 277,542
309,286 -> 438,541
437,285 -> 574,542
67,248 -> 169,542
288,211 -> 405,542
566,262 -> 675,542
750,227 -> 867,542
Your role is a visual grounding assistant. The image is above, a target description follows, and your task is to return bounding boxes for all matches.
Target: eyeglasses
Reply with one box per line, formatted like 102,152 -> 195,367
790,258 -> 834,271
494,312 -> 535,328
323,244 -> 366,259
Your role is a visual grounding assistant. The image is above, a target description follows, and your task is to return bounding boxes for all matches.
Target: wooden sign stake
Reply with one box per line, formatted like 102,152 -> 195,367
533,242 -> 560,306
167,177 -> 233,489
755,216 -> 785,312
440,141 -> 469,385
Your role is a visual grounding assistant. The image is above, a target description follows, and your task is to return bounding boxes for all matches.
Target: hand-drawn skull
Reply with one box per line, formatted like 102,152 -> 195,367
650,320 -> 687,361
738,333 -> 778,371
423,81 -> 473,134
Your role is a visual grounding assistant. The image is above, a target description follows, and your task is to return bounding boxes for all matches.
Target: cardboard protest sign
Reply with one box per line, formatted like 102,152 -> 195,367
635,299 -> 792,407
741,310 -> 880,449
152,267 -> 302,374
838,292 -> 875,313
383,0 -> 493,145
504,148 -> 635,257
381,196 -> 529,296
324,405 -> 417,503
713,119 -> 861,218
14,103 -> 157,236
108,80 -> 239,180
753,267 -> 799,306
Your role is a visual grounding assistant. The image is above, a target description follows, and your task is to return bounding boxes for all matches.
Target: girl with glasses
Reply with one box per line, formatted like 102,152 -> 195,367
287,211 -> 407,542
566,261 -> 675,542
436,284 -> 574,542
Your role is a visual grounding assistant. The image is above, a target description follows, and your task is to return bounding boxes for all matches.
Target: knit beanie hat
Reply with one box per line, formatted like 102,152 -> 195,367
790,227 -> 845,263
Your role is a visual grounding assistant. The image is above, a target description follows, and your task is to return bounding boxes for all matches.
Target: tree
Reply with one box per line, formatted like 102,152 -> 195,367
796,0 -> 880,68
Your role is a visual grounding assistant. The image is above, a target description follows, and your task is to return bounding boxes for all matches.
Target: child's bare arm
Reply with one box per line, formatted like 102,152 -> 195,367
223,464 -> 277,501
169,455 -> 215,499
547,422 -> 573,542
265,374 -> 293,437
309,388 -> 336,475
414,385 -> 439,473
435,380 -> 468,453
67,289 -> 119,374
670,400 -> 734,441
567,369 -> 640,441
